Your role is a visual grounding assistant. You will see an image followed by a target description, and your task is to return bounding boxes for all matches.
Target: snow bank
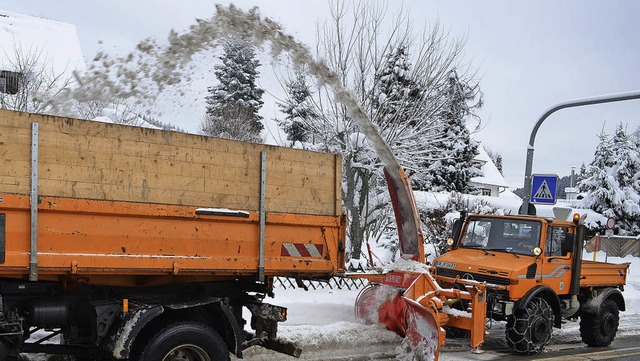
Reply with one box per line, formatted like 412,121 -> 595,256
266,287 -> 401,349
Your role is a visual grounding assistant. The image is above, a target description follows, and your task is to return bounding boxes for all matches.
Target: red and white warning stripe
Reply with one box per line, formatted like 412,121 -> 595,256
281,243 -> 324,258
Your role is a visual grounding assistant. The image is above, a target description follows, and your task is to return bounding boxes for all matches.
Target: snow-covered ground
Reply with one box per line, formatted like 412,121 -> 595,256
236,251 -> 639,361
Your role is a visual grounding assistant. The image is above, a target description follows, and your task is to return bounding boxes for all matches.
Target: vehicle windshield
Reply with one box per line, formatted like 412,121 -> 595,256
459,217 -> 542,255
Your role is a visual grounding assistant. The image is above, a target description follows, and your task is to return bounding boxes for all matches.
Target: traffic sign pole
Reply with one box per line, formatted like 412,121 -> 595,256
519,90 -> 640,215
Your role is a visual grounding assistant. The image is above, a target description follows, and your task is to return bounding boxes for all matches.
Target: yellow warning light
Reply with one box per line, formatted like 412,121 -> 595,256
573,213 -> 580,223
123,298 -> 129,313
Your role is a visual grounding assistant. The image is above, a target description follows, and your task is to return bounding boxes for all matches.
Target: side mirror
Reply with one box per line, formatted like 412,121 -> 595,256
562,233 -> 575,255
451,212 -> 466,243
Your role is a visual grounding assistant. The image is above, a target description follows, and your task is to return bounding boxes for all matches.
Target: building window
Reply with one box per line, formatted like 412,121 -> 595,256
0,70 -> 21,95
481,188 -> 492,196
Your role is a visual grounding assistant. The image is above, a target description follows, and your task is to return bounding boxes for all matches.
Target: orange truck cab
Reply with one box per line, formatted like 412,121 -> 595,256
433,211 -> 630,354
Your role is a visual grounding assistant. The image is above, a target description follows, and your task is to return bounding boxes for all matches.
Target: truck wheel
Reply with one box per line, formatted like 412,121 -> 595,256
138,322 -> 229,361
580,298 -> 619,347
506,297 -> 554,354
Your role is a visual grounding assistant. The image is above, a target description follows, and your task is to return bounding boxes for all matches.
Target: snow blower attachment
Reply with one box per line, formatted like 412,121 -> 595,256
354,270 -> 495,360
354,166 -> 497,360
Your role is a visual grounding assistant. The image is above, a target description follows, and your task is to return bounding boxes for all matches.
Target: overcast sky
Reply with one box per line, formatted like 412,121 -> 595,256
1,0 -> 639,189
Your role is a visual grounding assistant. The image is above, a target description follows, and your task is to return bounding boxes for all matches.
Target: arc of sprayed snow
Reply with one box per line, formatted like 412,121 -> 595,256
46,3 -> 421,257
212,5 -> 401,172
212,5 -> 421,259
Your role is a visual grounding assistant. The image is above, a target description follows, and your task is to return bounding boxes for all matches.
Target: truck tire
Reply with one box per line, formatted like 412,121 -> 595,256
138,322 -> 229,361
580,298 -> 619,347
506,297 -> 554,354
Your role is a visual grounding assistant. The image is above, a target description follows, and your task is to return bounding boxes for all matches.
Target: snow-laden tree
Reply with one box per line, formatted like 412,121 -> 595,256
417,69 -> 482,193
276,71 -> 317,145
484,146 -> 503,175
579,132 -> 619,212
577,163 -> 588,185
281,1 -> 482,260
579,124 -> 640,235
202,36 -> 264,142
371,45 -> 422,126
611,124 -> 640,235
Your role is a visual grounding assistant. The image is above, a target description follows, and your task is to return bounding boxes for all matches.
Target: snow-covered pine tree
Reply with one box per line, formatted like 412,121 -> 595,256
577,163 -> 588,185
610,124 -> 640,234
419,70 -> 482,193
202,36 -> 264,142
579,125 -> 640,235
494,155 -> 503,176
484,146 -> 504,175
370,45 -> 427,191
579,131 -> 616,214
277,71 -> 317,145
371,45 -> 422,126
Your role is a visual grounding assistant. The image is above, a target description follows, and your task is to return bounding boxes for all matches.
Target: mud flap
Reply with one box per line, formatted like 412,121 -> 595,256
110,305 -> 164,360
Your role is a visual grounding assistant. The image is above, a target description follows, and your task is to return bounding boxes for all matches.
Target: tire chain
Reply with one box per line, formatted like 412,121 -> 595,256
505,298 -> 554,354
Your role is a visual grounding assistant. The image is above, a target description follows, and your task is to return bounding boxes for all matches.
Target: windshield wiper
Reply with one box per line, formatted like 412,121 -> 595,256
484,248 -> 520,258
464,245 -> 495,256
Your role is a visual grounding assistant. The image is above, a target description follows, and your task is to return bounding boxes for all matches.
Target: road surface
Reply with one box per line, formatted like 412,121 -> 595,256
234,313 -> 640,361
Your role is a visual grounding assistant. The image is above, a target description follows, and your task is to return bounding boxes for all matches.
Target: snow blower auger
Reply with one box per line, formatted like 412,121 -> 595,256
354,267 -> 500,360
351,166 -> 500,361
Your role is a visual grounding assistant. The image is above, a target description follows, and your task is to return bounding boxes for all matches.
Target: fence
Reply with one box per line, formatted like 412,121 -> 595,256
273,276 -> 370,291
585,234 -> 640,258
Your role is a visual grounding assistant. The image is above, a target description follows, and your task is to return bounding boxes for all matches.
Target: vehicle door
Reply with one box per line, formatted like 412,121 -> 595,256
540,226 -> 574,295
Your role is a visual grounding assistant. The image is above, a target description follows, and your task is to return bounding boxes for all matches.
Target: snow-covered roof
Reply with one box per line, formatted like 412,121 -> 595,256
471,146 -> 510,188
0,10 -> 86,77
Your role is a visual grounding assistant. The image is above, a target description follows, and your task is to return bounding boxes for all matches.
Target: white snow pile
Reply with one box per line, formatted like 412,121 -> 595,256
278,322 -> 400,350
588,252 -> 640,313
382,258 -> 432,273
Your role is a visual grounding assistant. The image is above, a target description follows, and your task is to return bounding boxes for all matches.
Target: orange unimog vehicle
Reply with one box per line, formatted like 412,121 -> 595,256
433,211 -> 629,354
0,110 -> 346,360
355,211 -> 630,359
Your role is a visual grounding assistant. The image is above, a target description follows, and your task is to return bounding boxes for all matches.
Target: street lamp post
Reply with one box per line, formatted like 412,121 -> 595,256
519,90 -> 640,215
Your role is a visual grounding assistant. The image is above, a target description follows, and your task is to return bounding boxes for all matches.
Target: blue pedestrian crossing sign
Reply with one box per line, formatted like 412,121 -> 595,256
530,174 -> 559,205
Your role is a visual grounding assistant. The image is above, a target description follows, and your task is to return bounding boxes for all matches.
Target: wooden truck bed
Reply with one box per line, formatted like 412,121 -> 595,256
0,110 -> 345,286
580,260 -> 630,288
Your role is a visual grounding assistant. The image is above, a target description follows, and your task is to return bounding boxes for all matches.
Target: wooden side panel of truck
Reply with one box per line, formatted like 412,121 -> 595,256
0,110 -> 346,285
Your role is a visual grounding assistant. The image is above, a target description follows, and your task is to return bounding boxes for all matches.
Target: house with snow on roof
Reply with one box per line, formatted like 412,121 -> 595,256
0,10 -> 85,97
470,146 -> 511,197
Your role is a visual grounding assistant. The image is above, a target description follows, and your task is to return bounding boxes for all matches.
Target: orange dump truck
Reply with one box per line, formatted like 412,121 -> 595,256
0,110 -> 346,360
